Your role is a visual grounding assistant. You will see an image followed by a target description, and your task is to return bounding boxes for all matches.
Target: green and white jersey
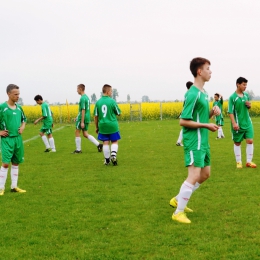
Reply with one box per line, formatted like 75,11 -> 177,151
77,94 -> 90,123
213,97 -> 224,119
41,102 -> 53,125
228,91 -> 252,130
94,96 -> 121,134
180,86 -> 210,151
0,102 -> 27,137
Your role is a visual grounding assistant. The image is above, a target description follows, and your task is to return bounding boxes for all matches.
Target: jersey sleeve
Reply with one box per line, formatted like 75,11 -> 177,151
113,102 -> 121,115
94,103 -> 98,116
227,95 -> 234,114
19,106 -> 27,123
180,92 -> 198,120
80,96 -> 85,110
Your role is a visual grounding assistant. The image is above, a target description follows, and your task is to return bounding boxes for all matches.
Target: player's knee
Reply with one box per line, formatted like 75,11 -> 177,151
2,163 -> 9,168
234,142 -> 241,146
246,140 -> 253,144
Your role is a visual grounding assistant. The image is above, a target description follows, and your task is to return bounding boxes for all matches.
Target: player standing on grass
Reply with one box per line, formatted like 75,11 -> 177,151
0,84 -> 27,196
72,84 -> 103,154
213,93 -> 225,139
94,84 -> 121,166
34,95 -> 56,152
176,81 -> 193,146
170,57 -> 220,224
228,77 -> 256,169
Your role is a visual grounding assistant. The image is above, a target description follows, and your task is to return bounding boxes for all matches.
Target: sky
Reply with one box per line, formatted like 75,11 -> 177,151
1,0 -> 260,105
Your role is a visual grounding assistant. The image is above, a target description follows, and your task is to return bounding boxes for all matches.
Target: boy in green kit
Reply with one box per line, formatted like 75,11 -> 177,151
94,84 -> 121,166
0,84 -> 27,196
213,93 -> 225,139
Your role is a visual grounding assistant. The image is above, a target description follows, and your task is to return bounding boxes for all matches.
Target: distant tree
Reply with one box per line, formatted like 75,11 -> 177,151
91,93 -> 97,103
142,95 -> 150,102
127,94 -> 130,103
100,92 -> 103,98
112,89 -> 119,101
246,90 -> 255,100
17,97 -> 24,105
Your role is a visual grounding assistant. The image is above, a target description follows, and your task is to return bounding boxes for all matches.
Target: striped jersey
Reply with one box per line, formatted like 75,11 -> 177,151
180,85 -> 210,151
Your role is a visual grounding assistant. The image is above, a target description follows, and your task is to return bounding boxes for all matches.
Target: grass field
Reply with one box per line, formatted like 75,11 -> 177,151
1,119 -> 260,259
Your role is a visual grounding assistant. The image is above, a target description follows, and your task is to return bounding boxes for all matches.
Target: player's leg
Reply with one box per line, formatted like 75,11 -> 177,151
110,132 -> 121,166
10,136 -> 26,193
97,133 -> 110,165
40,128 -> 51,152
245,126 -> 256,168
47,130 -> 56,152
83,125 -> 103,152
176,129 -> 183,146
72,126 -> 82,153
232,130 -> 243,168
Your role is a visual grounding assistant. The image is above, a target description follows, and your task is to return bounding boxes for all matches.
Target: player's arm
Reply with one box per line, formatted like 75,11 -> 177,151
227,96 -> 239,130
229,113 -> 239,131
0,130 -> 9,137
180,119 -> 219,132
18,122 -> 26,134
34,116 -> 44,125
94,116 -> 99,133
81,109 -> 85,129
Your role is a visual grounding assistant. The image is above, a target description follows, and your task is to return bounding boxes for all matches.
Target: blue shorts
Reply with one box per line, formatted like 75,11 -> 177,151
98,132 -> 121,142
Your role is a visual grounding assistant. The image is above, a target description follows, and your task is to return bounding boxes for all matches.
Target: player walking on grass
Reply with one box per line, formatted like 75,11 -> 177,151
176,81 -> 193,146
94,84 -> 121,166
213,93 -> 225,139
228,77 -> 256,169
170,57 -> 220,224
72,84 -> 103,154
34,95 -> 56,152
0,84 -> 26,196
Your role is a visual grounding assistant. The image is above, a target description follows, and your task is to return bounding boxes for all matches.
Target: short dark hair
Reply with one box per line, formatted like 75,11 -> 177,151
186,81 -> 193,90
236,77 -> 248,85
78,84 -> 85,91
6,84 -> 19,94
102,84 -> 112,94
34,95 -> 43,101
214,93 -> 220,98
190,57 -> 211,77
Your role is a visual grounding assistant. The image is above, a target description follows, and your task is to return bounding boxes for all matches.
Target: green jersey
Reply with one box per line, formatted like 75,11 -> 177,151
228,92 -> 252,130
180,86 -> 210,151
213,97 -> 223,118
94,96 -> 121,134
0,102 -> 27,137
41,102 -> 53,125
77,94 -> 90,123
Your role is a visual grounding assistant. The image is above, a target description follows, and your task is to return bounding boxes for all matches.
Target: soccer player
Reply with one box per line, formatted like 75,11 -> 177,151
72,84 -> 103,154
170,57 -> 220,224
213,93 -> 225,139
34,95 -> 56,152
228,77 -> 256,169
94,84 -> 121,166
176,81 -> 193,146
0,84 -> 27,196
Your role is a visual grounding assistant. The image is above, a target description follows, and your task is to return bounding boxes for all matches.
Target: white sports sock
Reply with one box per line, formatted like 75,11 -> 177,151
175,182 -> 200,202
0,167 -> 8,190
234,145 -> 242,162
42,136 -> 50,149
103,145 -> 110,159
111,144 -> 118,158
49,137 -> 56,151
177,129 -> 183,143
76,137 -> 81,151
218,128 -> 222,138
246,143 -> 254,163
175,181 -> 194,214
87,135 -> 99,146
221,128 -> 225,137
11,165 -> 19,189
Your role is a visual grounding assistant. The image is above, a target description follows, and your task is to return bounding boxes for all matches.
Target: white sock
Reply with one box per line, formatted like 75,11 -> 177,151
49,137 -> 56,151
42,136 -> 50,149
76,137 -> 81,151
177,129 -> 183,143
234,145 -> 242,162
175,182 -> 200,202
175,181 -> 194,214
111,144 -> 118,158
0,167 -> 8,190
11,165 -> 19,189
246,143 -> 254,163
218,128 -> 222,138
103,145 -> 110,160
87,135 -> 99,146
221,128 -> 225,137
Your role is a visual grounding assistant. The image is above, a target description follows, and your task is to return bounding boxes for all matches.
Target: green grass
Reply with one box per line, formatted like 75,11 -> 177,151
1,119 -> 260,259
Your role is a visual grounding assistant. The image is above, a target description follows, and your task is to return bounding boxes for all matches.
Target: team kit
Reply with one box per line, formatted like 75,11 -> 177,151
0,58 -> 256,224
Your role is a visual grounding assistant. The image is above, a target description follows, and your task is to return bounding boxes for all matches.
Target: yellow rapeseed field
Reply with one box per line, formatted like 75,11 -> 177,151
22,101 -> 260,123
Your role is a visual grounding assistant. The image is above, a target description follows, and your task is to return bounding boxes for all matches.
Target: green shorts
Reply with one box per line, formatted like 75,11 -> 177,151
184,149 -> 210,168
232,126 -> 254,143
75,120 -> 89,131
1,135 -> 24,164
215,116 -> 224,126
40,124 -> 53,135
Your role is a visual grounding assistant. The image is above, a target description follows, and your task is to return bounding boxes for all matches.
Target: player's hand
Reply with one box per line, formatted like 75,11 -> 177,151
207,123 -> 219,132
232,122 -> 239,131
0,130 -> 9,137
52,123 -> 54,128
34,120 -> 38,125
245,101 -> 251,109
81,122 -> 85,129
18,126 -> 25,134
212,106 -> 220,116
95,128 -> 99,134
74,118 -> 76,122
